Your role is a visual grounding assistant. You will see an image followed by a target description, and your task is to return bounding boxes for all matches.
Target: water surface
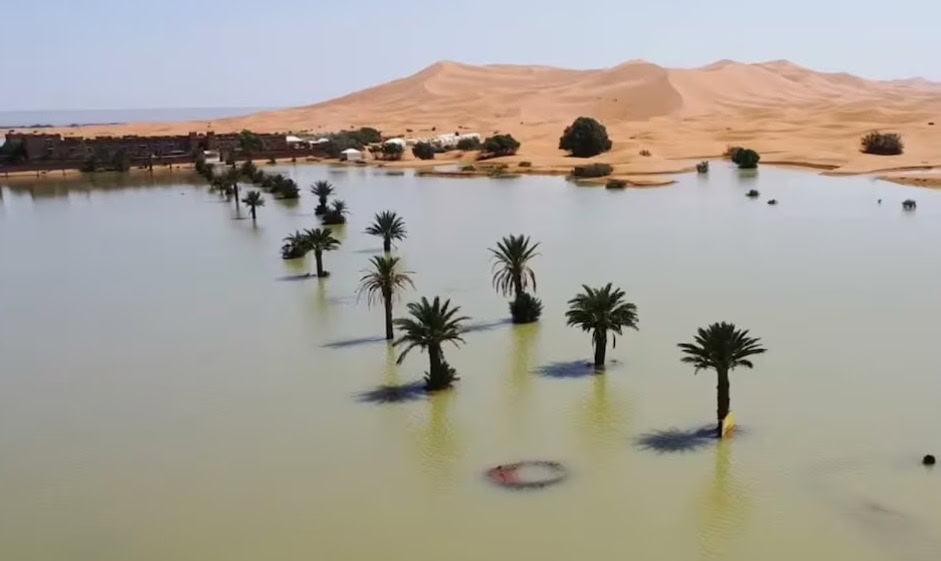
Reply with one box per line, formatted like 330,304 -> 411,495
2,164 -> 940,561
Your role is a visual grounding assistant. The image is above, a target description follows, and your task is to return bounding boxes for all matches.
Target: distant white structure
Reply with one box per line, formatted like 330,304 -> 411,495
432,132 -> 481,149
340,148 -> 363,162
202,150 -> 221,164
285,135 -> 304,146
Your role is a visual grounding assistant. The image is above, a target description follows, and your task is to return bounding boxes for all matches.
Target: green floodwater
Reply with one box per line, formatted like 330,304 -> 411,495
1,164 -> 940,561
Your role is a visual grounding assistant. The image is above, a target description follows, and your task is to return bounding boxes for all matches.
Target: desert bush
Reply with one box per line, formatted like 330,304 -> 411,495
725,146 -> 743,160
639,149 -> 651,157
457,137 -> 482,151
860,131 -> 903,155
572,163 -> 613,178
412,142 -> 436,160
696,161 -> 709,173
732,148 -> 760,169
461,164 -> 476,172
481,134 -> 520,157
518,161 -> 532,168
559,117 -> 612,157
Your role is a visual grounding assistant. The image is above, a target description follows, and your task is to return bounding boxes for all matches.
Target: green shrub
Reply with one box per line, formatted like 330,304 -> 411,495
509,293 -> 543,324
861,131 -> 903,155
481,134 -> 520,157
412,142 -> 436,160
460,164 -> 476,172
725,146 -> 743,160
518,161 -> 532,168
606,179 -> 627,189
572,163 -> 613,178
559,117 -> 612,157
732,148 -> 760,169
457,137 -> 482,151
381,143 -> 404,161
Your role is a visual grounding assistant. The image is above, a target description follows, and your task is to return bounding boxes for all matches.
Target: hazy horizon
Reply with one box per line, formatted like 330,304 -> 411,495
5,0 -> 941,111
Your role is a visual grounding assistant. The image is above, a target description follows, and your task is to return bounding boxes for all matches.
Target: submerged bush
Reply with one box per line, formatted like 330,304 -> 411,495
412,142 -> 436,160
510,293 -> 543,324
902,199 -> 917,210
696,161 -> 709,173
732,148 -> 760,169
746,189 -> 760,198
572,163 -> 613,178
559,117 -> 612,157
606,179 -> 627,189
861,131 -> 904,155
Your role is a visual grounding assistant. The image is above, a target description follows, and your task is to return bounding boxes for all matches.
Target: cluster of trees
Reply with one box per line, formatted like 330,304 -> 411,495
319,127 -> 383,158
0,138 -> 27,164
481,134 -> 520,158
861,131 -> 904,155
272,181 -> 767,436
310,180 -> 347,225
194,157 -> 268,223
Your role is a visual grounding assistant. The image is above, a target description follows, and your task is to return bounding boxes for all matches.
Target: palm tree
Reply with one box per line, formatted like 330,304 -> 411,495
303,228 -> 341,277
678,322 -> 766,438
490,234 -> 539,298
224,167 -> 241,206
357,255 -> 415,340
311,180 -> 334,215
322,199 -> 348,225
281,231 -> 308,259
394,297 -> 469,391
241,190 -> 264,222
365,211 -> 407,252
565,283 -> 639,369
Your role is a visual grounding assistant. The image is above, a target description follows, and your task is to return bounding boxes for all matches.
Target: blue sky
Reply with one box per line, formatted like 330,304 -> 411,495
4,0 -> 939,110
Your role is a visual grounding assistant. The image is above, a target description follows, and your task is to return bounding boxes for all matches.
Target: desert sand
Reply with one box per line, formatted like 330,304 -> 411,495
27,59 -> 941,182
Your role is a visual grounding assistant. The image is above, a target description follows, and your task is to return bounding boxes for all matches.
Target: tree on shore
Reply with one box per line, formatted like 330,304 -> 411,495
241,190 -> 265,222
732,148 -> 760,169
394,297 -> 469,391
412,142 -> 436,160
559,117 -> 612,157
303,228 -> 341,277
678,322 -> 766,438
565,284 -> 639,369
365,211 -> 407,252
481,134 -> 520,158
358,255 -> 415,340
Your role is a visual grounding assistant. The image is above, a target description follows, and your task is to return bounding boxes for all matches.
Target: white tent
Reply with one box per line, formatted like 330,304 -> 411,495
340,148 -> 363,161
285,135 -> 304,145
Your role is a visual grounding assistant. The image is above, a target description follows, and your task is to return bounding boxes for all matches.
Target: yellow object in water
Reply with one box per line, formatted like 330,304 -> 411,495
721,413 -> 736,437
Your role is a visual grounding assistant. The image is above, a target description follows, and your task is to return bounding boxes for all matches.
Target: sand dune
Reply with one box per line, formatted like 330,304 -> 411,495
35,59 -> 941,176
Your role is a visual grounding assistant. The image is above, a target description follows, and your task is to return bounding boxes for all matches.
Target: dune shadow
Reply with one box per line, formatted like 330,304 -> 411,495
635,425 -> 719,453
323,334 -> 388,349
464,318 -> 513,333
356,381 -> 427,404
276,273 -> 313,282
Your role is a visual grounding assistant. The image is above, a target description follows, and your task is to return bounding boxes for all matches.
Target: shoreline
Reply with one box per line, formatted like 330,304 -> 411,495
3,153 -> 939,189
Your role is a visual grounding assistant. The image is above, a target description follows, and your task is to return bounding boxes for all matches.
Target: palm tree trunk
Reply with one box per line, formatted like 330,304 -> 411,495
716,367 -> 730,437
427,343 -> 445,390
250,206 -> 256,221
233,184 -> 239,207
314,250 -> 324,277
593,329 -> 607,368
383,289 -> 394,340
513,273 -> 523,298
383,236 -> 391,253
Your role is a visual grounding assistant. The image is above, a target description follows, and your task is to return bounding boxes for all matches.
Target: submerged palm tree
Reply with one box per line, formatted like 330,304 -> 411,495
358,255 -> 415,340
241,190 -> 265,222
565,283 -> 639,369
311,180 -> 334,215
303,228 -> 341,277
678,322 -> 766,437
394,297 -> 469,391
224,167 -> 241,206
490,234 -> 539,297
365,211 -> 407,252
281,231 -> 308,259
322,199 -> 348,225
